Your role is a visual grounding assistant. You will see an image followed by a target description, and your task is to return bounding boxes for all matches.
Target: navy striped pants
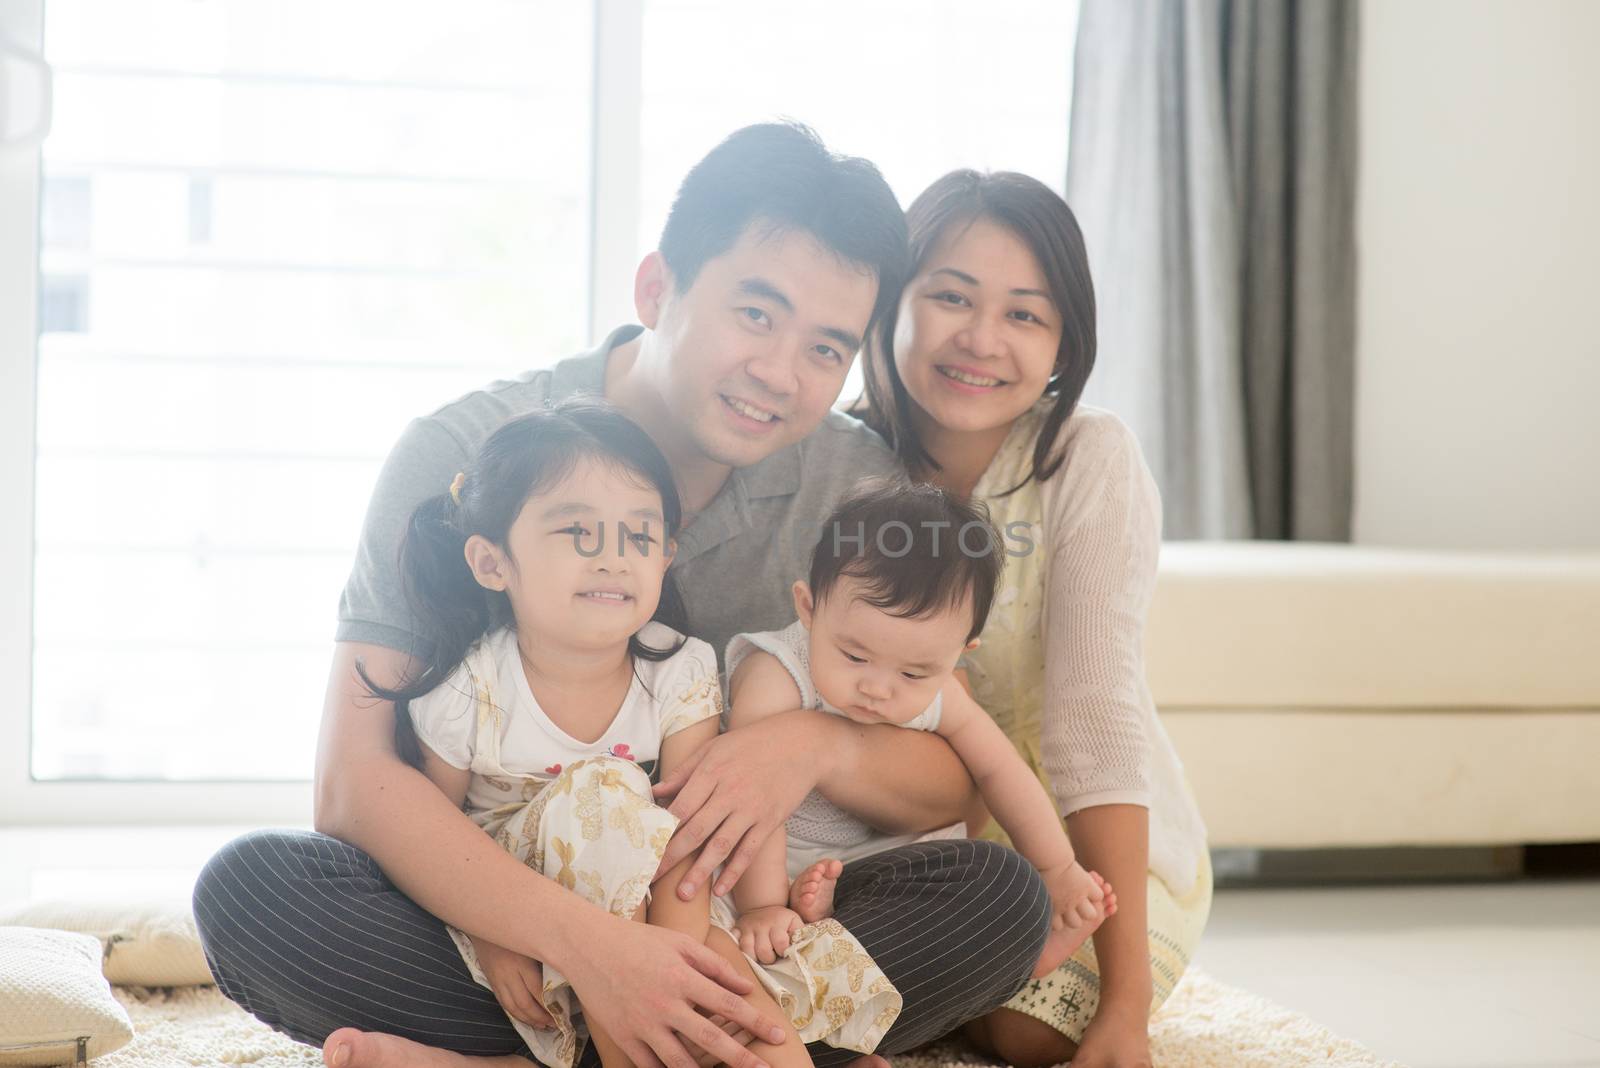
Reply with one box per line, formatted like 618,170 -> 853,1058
193,830 -> 1050,1066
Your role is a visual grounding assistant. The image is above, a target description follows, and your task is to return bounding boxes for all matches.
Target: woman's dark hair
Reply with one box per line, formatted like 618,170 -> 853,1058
659,121 -> 911,337
358,399 -> 689,767
861,170 -> 1097,494
809,479 -> 1003,643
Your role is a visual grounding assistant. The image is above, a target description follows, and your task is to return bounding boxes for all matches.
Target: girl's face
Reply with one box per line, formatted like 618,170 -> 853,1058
891,217 -> 1063,437
465,456 -> 675,655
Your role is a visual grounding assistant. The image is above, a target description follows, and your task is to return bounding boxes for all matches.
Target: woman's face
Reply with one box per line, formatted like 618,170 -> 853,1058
891,217 -> 1062,436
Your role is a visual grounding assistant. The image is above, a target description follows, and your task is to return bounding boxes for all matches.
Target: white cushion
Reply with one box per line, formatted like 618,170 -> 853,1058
0,900 -> 211,988
1149,542 -> 1600,708
0,927 -> 133,1066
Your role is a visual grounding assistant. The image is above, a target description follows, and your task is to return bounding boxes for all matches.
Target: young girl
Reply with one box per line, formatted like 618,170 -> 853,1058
723,480 -> 1116,976
360,401 -> 898,1068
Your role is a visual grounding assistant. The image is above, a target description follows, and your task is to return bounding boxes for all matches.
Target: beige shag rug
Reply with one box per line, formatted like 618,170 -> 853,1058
99,969 -> 1400,1068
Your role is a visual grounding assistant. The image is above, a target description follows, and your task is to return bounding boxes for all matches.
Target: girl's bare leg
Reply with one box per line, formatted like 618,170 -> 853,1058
649,858 -> 811,1068
581,900 -> 650,1068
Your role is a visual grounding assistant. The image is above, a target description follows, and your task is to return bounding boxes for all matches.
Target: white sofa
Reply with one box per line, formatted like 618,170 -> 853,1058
1148,543 -> 1600,850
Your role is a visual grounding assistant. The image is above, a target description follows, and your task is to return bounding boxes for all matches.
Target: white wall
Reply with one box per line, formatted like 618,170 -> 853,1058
1354,0 -> 1600,549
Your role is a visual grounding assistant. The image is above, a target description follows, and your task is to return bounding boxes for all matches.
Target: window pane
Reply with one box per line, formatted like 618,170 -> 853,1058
639,0 -> 1079,249
637,0 -> 1078,403
32,0 -> 594,781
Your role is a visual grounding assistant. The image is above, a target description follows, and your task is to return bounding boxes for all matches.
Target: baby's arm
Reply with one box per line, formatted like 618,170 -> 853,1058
937,680 -> 1111,950
724,652 -> 809,963
937,681 -> 1074,871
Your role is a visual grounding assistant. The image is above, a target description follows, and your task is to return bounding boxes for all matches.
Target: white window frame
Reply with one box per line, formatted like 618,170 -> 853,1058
0,0 -> 648,825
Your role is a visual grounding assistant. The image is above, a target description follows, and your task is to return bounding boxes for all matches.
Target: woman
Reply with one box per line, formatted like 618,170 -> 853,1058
860,171 -> 1210,1068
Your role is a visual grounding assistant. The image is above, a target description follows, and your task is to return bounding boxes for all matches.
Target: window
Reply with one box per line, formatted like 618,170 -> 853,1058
2,0 -> 1076,822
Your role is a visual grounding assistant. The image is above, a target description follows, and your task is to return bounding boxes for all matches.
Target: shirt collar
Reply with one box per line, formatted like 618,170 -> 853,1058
548,323 -> 640,399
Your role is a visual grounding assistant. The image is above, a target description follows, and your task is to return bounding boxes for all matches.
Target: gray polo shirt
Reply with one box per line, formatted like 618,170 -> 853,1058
337,325 -> 900,664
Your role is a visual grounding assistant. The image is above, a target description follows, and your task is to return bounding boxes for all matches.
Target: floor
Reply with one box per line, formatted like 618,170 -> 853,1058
3,827 -> 1598,1068
1199,879 -> 1600,1068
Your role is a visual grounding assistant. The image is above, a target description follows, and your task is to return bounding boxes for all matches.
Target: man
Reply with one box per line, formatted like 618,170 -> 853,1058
194,123 -> 1050,1068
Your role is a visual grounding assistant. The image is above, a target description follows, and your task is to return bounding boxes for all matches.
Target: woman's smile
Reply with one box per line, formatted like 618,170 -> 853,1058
935,363 -> 1009,392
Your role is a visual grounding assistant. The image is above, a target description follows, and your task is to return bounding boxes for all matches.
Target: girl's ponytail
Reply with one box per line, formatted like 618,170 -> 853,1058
357,487 -> 504,768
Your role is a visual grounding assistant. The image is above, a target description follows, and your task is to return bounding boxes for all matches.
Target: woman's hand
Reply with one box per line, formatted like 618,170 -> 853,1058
560,909 -> 786,1068
467,934 -> 555,1032
651,711 -> 835,899
1068,1003 -> 1153,1068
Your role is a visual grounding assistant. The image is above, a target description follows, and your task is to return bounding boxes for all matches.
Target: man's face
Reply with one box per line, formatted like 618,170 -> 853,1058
644,224 -> 880,469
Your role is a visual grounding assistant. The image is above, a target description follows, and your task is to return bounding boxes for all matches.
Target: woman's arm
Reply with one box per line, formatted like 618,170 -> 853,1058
1066,804 -> 1151,1009
1036,416 -> 1164,1026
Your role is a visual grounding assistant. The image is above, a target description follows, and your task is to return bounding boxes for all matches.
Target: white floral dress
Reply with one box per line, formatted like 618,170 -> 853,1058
409,623 -> 902,1066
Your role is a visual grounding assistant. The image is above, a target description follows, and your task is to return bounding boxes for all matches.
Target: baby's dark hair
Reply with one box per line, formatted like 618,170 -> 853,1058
808,479 -> 1003,643
358,399 -> 688,766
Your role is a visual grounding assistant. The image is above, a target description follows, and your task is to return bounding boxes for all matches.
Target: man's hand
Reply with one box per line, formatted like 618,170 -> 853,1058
733,905 -> 804,965
467,934 -> 554,1032
651,711 -> 834,900
561,910 -> 786,1068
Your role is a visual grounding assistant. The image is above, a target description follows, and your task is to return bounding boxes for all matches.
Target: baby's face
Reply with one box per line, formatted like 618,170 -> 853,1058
796,575 -> 976,726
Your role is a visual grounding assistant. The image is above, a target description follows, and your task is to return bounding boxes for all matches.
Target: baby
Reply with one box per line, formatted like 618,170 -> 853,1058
724,479 -> 1115,972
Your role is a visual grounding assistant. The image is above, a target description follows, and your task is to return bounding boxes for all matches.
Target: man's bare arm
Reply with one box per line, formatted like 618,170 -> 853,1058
312,641 -> 787,1068
815,717 -> 976,833
312,641 -> 595,963
653,683 -> 979,899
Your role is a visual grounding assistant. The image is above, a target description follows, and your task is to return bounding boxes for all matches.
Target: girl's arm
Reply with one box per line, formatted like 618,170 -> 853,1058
936,681 -> 1074,873
658,716 -> 720,790
414,737 -> 472,810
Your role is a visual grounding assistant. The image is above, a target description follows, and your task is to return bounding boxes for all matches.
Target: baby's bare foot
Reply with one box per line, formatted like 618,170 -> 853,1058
1032,891 -> 1114,980
323,1027 -> 528,1068
789,858 -> 844,923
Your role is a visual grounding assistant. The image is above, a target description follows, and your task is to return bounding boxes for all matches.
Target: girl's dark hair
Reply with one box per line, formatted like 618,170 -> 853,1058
358,399 -> 689,767
809,479 -> 1003,643
861,170 -> 1097,494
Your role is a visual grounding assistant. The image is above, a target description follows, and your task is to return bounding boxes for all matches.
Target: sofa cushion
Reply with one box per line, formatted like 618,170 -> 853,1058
1147,542 -> 1600,708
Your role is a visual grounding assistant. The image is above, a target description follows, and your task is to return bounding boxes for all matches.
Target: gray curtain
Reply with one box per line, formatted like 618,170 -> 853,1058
1067,0 -> 1358,540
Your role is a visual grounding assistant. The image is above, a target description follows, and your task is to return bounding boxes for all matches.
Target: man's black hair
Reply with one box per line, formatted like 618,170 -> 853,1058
658,122 -> 910,335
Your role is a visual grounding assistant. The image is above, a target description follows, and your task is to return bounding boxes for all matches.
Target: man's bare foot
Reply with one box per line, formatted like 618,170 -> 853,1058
322,1027 -> 528,1068
845,1054 -> 891,1068
788,858 -> 843,923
